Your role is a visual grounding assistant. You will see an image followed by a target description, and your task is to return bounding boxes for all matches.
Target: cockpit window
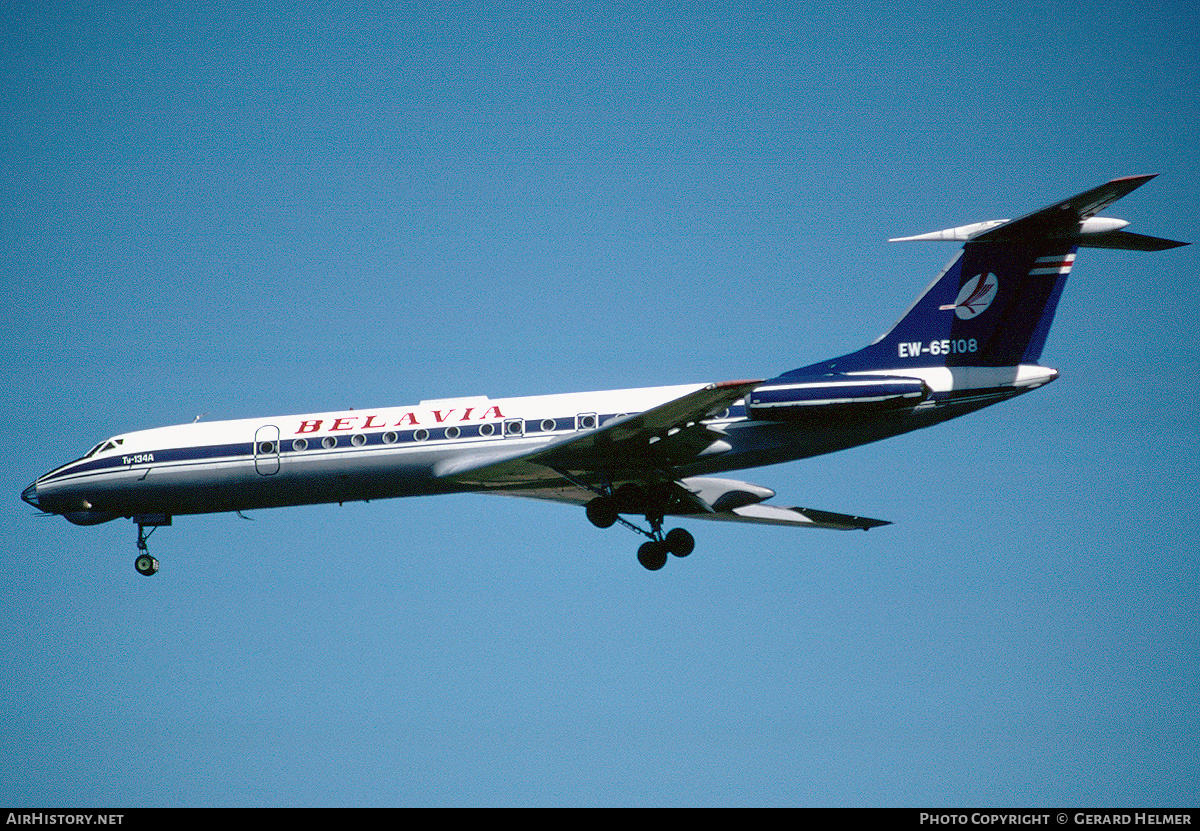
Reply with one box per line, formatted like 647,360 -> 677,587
83,438 -> 124,458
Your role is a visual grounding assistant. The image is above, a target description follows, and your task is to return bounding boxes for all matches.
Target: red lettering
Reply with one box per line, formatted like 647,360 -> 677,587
481,405 -> 504,420
394,412 -> 419,427
330,417 -> 356,431
432,409 -> 455,423
297,420 -> 323,434
361,415 -> 387,429
459,408 -> 474,421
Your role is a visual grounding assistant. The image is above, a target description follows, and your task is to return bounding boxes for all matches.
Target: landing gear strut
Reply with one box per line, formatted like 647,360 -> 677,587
135,527 -> 159,576
584,488 -> 696,571
132,514 -> 170,576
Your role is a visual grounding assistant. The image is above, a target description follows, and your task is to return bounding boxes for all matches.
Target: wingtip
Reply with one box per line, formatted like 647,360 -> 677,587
1106,173 -> 1159,194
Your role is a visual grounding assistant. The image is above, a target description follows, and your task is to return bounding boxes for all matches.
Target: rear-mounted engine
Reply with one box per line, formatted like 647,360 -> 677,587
746,375 -> 929,421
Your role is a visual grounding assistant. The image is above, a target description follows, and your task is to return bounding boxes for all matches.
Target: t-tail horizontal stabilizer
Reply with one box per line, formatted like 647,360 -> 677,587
890,174 -> 1188,250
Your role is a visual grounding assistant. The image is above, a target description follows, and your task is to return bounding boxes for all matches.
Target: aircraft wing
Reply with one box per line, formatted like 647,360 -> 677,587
493,475 -> 890,531
437,381 -> 889,531
685,501 -> 890,530
435,379 -> 762,486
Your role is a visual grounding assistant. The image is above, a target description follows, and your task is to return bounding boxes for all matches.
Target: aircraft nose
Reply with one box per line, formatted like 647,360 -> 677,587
21,481 -> 41,510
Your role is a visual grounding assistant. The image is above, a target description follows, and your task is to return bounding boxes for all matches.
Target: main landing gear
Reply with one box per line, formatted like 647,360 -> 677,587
132,514 -> 170,576
584,484 -> 695,571
636,527 -> 695,571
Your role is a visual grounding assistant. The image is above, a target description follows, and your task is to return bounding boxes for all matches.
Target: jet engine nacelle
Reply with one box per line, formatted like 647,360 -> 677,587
746,375 -> 929,421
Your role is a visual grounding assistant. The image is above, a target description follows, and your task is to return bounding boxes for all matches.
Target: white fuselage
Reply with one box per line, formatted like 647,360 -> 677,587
31,383 -> 714,521
26,366 -> 1056,526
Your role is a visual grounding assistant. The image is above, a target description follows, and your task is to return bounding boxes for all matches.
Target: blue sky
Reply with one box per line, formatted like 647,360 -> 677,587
3,1 -> 1198,807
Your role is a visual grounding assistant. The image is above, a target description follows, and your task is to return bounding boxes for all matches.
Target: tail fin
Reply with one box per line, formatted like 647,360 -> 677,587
797,175 -> 1186,374
862,239 -> 1078,368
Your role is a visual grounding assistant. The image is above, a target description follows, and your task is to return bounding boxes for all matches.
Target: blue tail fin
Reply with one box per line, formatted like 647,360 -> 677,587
842,239 -> 1078,370
789,175 -> 1186,376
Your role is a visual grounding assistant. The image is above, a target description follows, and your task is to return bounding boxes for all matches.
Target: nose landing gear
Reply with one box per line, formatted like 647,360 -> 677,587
135,551 -> 159,576
132,514 -> 170,576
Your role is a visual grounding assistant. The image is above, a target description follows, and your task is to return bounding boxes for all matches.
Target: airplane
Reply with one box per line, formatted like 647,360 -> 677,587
21,175 -> 1187,574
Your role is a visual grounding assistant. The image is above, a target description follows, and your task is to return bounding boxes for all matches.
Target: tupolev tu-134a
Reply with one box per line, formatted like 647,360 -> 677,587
22,175 -> 1187,573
